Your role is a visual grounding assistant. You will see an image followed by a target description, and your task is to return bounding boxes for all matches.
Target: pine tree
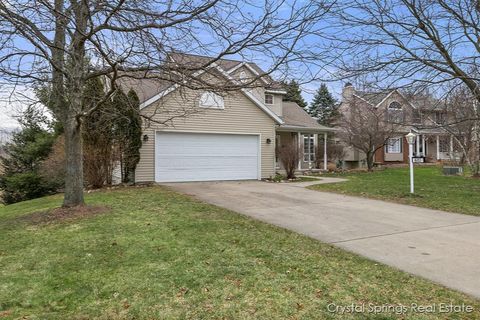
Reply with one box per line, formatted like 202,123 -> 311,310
283,80 -> 307,109
309,83 -> 338,126
1,106 -> 55,174
123,89 -> 142,183
113,89 -> 142,183
0,106 -> 58,203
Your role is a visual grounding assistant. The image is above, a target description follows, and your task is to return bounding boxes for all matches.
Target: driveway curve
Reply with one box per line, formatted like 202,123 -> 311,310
165,180 -> 480,299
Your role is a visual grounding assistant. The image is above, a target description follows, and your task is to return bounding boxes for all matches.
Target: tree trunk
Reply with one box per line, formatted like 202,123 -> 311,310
63,118 -> 84,207
366,152 -> 375,171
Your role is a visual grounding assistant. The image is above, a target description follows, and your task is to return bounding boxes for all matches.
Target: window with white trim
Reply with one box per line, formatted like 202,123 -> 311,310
387,101 -> 403,123
239,71 -> 248,83
435,111 -> 447,124
275,134 -> 280,166
265,94 -> 274,105
199,91 -> 224,109
303,134 -> 315,162
412,110 -> 421,124
386,137 -> 402,153
439,137 -> 449,152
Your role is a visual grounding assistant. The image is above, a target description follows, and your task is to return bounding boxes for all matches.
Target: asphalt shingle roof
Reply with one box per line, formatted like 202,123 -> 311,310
281,101 -> 332,130
356,89 -> 445,110
117,52 -> 286,103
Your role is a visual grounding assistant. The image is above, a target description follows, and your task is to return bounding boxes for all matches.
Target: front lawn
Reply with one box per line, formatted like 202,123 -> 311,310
0,186 -> 479,319
309,166 -> 480,216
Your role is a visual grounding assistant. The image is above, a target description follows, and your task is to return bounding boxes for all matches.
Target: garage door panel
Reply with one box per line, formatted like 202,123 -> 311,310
155,132 -> 259,182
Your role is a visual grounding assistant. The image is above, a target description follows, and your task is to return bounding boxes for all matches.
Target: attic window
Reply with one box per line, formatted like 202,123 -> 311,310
265,94 -> 274,105
387,101 -> 403,123
199,92 -> 224,109
239,71 -> 248,83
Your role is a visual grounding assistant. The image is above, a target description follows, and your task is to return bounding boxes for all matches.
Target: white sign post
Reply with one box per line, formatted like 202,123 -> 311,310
406,132 -> 417,194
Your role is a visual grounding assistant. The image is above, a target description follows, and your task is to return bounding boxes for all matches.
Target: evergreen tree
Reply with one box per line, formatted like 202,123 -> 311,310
0,106 -> 58,204
82,77 -> 116,188
123,89 -> 142,183
309,84 -> 338,126
283,80 -> 307,109
1,107 -> 55,173
112,89 -> 142,183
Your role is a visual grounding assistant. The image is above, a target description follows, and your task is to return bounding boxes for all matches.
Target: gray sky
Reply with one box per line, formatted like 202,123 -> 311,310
0,85 -> 36,131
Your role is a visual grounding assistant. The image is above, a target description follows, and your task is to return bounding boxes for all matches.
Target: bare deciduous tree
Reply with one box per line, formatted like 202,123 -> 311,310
443,87 -> 480,176
337,98 -> 400,171
328,0 -> 480,103
321,1 -> 480,172
0,1 -> 331,207
316,139 -> 345,168
277,140 -> 300,180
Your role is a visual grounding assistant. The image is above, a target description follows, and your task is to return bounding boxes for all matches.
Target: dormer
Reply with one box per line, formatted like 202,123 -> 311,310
263,89 -> 285,117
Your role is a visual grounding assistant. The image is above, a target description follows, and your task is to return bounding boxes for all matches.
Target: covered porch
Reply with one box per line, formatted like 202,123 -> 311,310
274,101 -> 335,174
275,127 -> 332,173
375,130 -> 462,166
412,129 -> 462,162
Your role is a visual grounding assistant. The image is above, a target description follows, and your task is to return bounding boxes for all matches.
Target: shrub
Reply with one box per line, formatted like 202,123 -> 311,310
277,140 -> 300,179
272,173 -> 285,182
39,135 -> 66,188
0,172 -> 57,204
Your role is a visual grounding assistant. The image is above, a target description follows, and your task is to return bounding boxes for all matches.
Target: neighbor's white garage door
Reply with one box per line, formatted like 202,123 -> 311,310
155,132 -> 259,182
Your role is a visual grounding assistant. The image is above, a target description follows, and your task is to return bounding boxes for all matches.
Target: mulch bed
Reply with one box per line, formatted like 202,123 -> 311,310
14,205 -> 111,226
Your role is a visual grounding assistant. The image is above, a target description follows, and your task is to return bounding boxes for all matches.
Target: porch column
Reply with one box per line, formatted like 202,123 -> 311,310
422,135 -> 426,157
297,132 -> 302,170
308,134 -> 313,169
323,132 -> 328,171
436,135 -> 440,160
416,135 -> 420,156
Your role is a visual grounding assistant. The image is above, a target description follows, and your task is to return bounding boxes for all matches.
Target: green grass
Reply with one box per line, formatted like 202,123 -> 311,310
0,187 -> 479,319
309,166 -> 480,216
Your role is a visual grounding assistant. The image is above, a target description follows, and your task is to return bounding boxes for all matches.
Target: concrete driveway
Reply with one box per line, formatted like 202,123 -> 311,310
165,180 -> 480,299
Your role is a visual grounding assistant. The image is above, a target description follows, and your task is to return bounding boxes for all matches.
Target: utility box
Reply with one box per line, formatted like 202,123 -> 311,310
443,166 -> 463,176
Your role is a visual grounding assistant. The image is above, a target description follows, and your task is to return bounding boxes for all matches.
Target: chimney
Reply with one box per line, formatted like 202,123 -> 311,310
342,82 -> 354,102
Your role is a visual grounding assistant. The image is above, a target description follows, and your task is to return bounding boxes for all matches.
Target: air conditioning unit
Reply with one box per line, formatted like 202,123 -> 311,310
443,166 -> 463,176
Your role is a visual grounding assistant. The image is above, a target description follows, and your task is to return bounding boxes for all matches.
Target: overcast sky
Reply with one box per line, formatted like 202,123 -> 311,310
0,84 -> 37,131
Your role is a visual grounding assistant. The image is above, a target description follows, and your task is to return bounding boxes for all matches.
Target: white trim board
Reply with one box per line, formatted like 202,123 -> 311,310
265,89 -> 287,95
226,62 -> 270,85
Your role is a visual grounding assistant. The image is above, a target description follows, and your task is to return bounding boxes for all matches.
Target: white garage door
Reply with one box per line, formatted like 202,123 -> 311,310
155,132 -> 259,182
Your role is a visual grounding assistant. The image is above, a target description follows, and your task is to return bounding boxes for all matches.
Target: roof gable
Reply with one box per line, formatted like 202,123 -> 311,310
356,89 -> 418,110
135,62 -> 283,124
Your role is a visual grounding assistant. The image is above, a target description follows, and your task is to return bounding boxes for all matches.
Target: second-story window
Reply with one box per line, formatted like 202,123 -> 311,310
412,110 -> 422,124
265,94 -> 274,105
387,101 -> 403,123
435,111 -> 446,124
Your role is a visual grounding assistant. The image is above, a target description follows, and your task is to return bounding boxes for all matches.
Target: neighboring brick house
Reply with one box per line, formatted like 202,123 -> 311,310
339,83 -> 461,168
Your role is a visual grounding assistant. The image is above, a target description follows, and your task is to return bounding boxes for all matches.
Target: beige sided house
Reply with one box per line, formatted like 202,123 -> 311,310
123,53 -> 333,183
